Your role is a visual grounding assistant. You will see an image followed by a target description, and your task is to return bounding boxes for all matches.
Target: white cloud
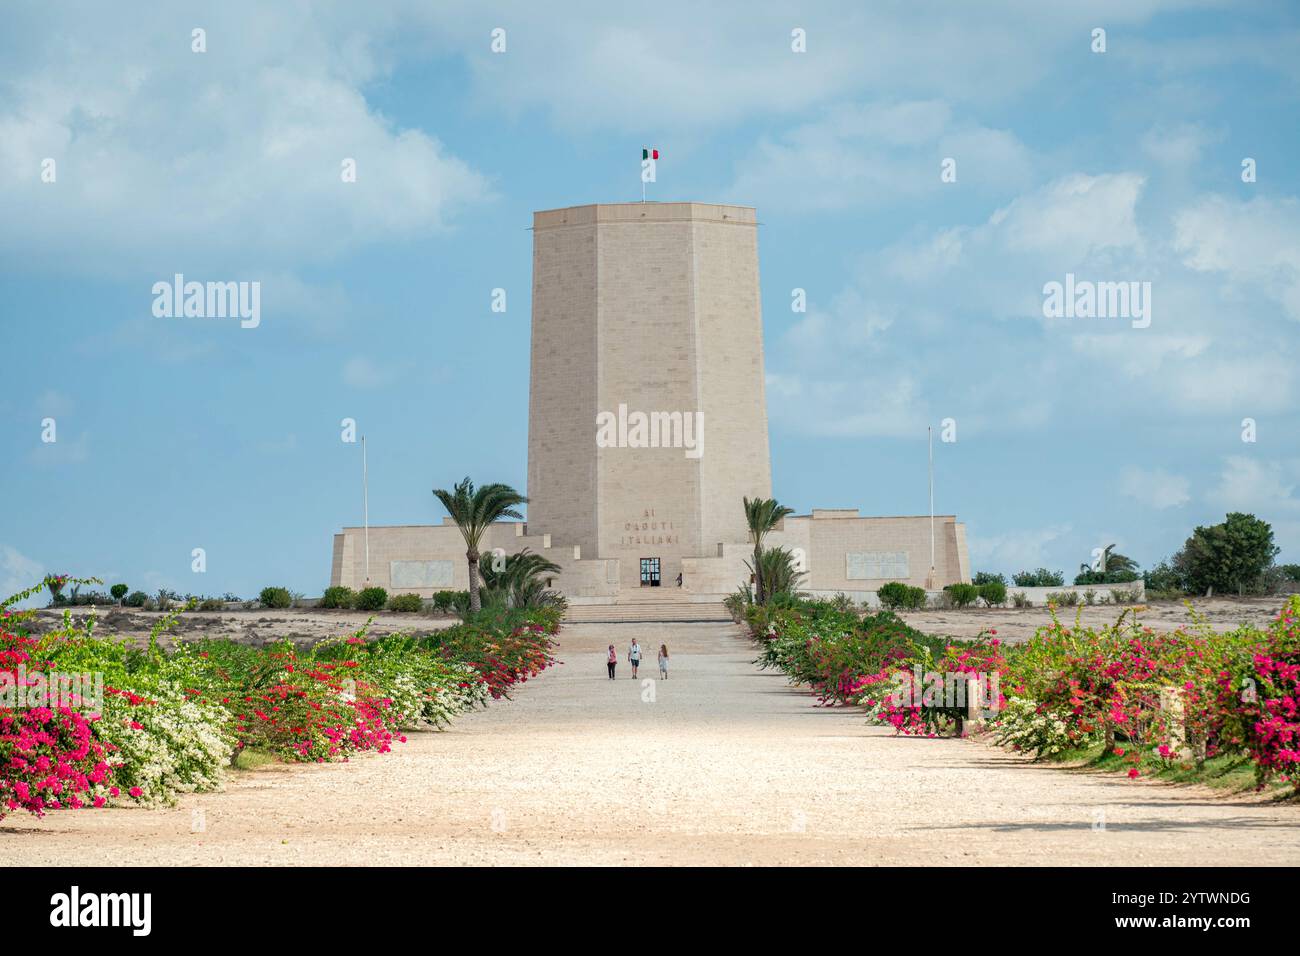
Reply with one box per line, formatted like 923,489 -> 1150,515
1173,195 -> 1300,321
1119,466 -> 1191,509
431,1 -> 1232,130
1209,456 -> 1300,515
342,356 -> 397,389
727,100 -> 1032,211
967,524 -> 1073,573
0,4 -> 491,277
998,173 -> 1146,260
0,544 -> 46,607
1139,122 -> 1221,167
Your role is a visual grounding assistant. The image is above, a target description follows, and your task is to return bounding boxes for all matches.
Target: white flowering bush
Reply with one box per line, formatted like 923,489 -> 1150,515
95,681 -> 233,806
991,696 -> 1098,758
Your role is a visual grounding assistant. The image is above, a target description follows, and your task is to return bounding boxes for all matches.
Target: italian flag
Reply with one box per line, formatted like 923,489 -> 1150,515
642,147 -> 659,160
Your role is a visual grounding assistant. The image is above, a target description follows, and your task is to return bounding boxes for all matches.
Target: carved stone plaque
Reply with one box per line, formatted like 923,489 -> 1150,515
846,551 -> 909,580
390,559 -> 454,589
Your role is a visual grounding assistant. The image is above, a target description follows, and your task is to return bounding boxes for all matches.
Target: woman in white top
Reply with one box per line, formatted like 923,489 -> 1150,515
658,644 -> 669,679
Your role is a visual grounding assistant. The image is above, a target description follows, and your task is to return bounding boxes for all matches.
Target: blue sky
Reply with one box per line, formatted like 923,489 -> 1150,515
2,1 -> 1299,600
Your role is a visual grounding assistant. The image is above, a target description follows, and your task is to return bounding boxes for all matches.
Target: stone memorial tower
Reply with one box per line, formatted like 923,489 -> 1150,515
526,202 -> 773,591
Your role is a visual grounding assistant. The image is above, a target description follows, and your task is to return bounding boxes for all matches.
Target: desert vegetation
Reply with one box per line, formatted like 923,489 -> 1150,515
746,592 -> 1300,796
1,576 -> 559,821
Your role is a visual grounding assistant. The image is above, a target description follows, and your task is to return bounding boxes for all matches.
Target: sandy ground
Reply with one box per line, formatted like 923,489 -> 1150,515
25,607 -> 461,647
895,596 -> 1287,643
4,620 -> 1297,866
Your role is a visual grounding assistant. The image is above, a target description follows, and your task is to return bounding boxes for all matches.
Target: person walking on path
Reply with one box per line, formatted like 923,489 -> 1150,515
658,644 -> 670,679
628,638 -> 643,678
606,644 -> 617,680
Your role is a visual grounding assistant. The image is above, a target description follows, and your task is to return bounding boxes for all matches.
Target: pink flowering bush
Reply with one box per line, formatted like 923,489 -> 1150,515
1,584 -> 136,817
1,576 -> 560,821
753,592 -> 1300,792
1236,597 -> 1300,790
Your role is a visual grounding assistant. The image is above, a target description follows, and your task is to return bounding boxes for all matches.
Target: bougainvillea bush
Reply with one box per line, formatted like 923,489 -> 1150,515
1,577 -> 560,820
751,593 -> 1300,793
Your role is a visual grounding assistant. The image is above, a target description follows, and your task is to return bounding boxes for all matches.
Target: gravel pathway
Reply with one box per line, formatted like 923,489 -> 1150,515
4,622 -> 1297,865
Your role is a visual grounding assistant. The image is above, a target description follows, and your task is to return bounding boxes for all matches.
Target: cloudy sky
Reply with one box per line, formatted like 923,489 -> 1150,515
2,1 -> 1298,599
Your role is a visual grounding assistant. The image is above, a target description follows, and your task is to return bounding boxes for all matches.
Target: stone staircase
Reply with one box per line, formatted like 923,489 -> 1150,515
564,593 -> 734,624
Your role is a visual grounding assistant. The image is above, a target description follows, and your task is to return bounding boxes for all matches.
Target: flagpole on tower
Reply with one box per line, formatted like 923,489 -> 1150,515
640,147 -> 658,203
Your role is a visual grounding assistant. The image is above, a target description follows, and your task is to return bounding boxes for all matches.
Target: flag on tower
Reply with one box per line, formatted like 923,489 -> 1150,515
642,147 -> 659,160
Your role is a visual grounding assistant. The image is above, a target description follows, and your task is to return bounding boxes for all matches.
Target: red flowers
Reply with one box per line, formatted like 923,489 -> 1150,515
1,626 -> 135,818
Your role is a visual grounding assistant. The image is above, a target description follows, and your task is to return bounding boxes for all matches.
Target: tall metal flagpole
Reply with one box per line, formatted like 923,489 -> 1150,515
362,435 -> 370,585
927,425 -> 936,590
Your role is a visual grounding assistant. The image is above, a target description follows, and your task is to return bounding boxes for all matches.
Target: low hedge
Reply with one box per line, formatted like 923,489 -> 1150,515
877,581 -> 926,610
387,593 -> 424,613
355,586 -> 388,612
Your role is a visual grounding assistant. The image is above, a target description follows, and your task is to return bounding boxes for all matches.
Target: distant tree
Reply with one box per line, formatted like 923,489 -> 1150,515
1012,568 -> 1065,588
1143,559 -> 1187,595
110,583 -> 129,605
1173,513 -> 1279,596
972,571 -> 1007,587
433,477 -> 528,614
1079,544 -> 1138,578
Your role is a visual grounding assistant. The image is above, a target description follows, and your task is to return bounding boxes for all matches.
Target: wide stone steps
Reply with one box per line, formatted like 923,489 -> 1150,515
564,601 -> 735,624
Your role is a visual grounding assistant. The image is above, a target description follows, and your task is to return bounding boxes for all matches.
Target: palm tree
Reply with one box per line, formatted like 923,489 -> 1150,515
743,496 -> 794,604
480,548 -> 564,609
1101,545 -> 1138,574
1086,544 -> 1138,575
432,477 -> 527,614
745,546 -> 804,603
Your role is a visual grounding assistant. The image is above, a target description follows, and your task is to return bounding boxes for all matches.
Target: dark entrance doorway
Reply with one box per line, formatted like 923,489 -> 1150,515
639,557 -> 661,587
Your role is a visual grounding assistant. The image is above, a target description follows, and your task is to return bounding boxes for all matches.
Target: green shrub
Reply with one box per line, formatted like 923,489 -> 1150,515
259,586 -> 292,609
355,586 -> 388,612
198,597 -> 223,611
944,583 -> 980,608
126,590 -> 148,608
1046,590 -> 1079,607
1282,564 -> 1300,583
972,571 -> 1007,586
1013,568 -> 1065,587
978,581 -> 1007,607
877,581 -> 926,610
431,590 -> 464,612
1110,586 -> 1142,604
388,593 -> 424,613
110,583 -> 129,603
320,585 -> 355,609
1011,590 -> 1032,608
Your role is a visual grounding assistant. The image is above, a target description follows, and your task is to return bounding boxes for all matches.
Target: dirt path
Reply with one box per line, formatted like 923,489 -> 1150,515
4,622 -> 1297,865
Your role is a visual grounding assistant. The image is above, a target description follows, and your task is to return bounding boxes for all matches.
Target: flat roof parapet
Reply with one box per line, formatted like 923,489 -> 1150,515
533,202 -> 757,230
